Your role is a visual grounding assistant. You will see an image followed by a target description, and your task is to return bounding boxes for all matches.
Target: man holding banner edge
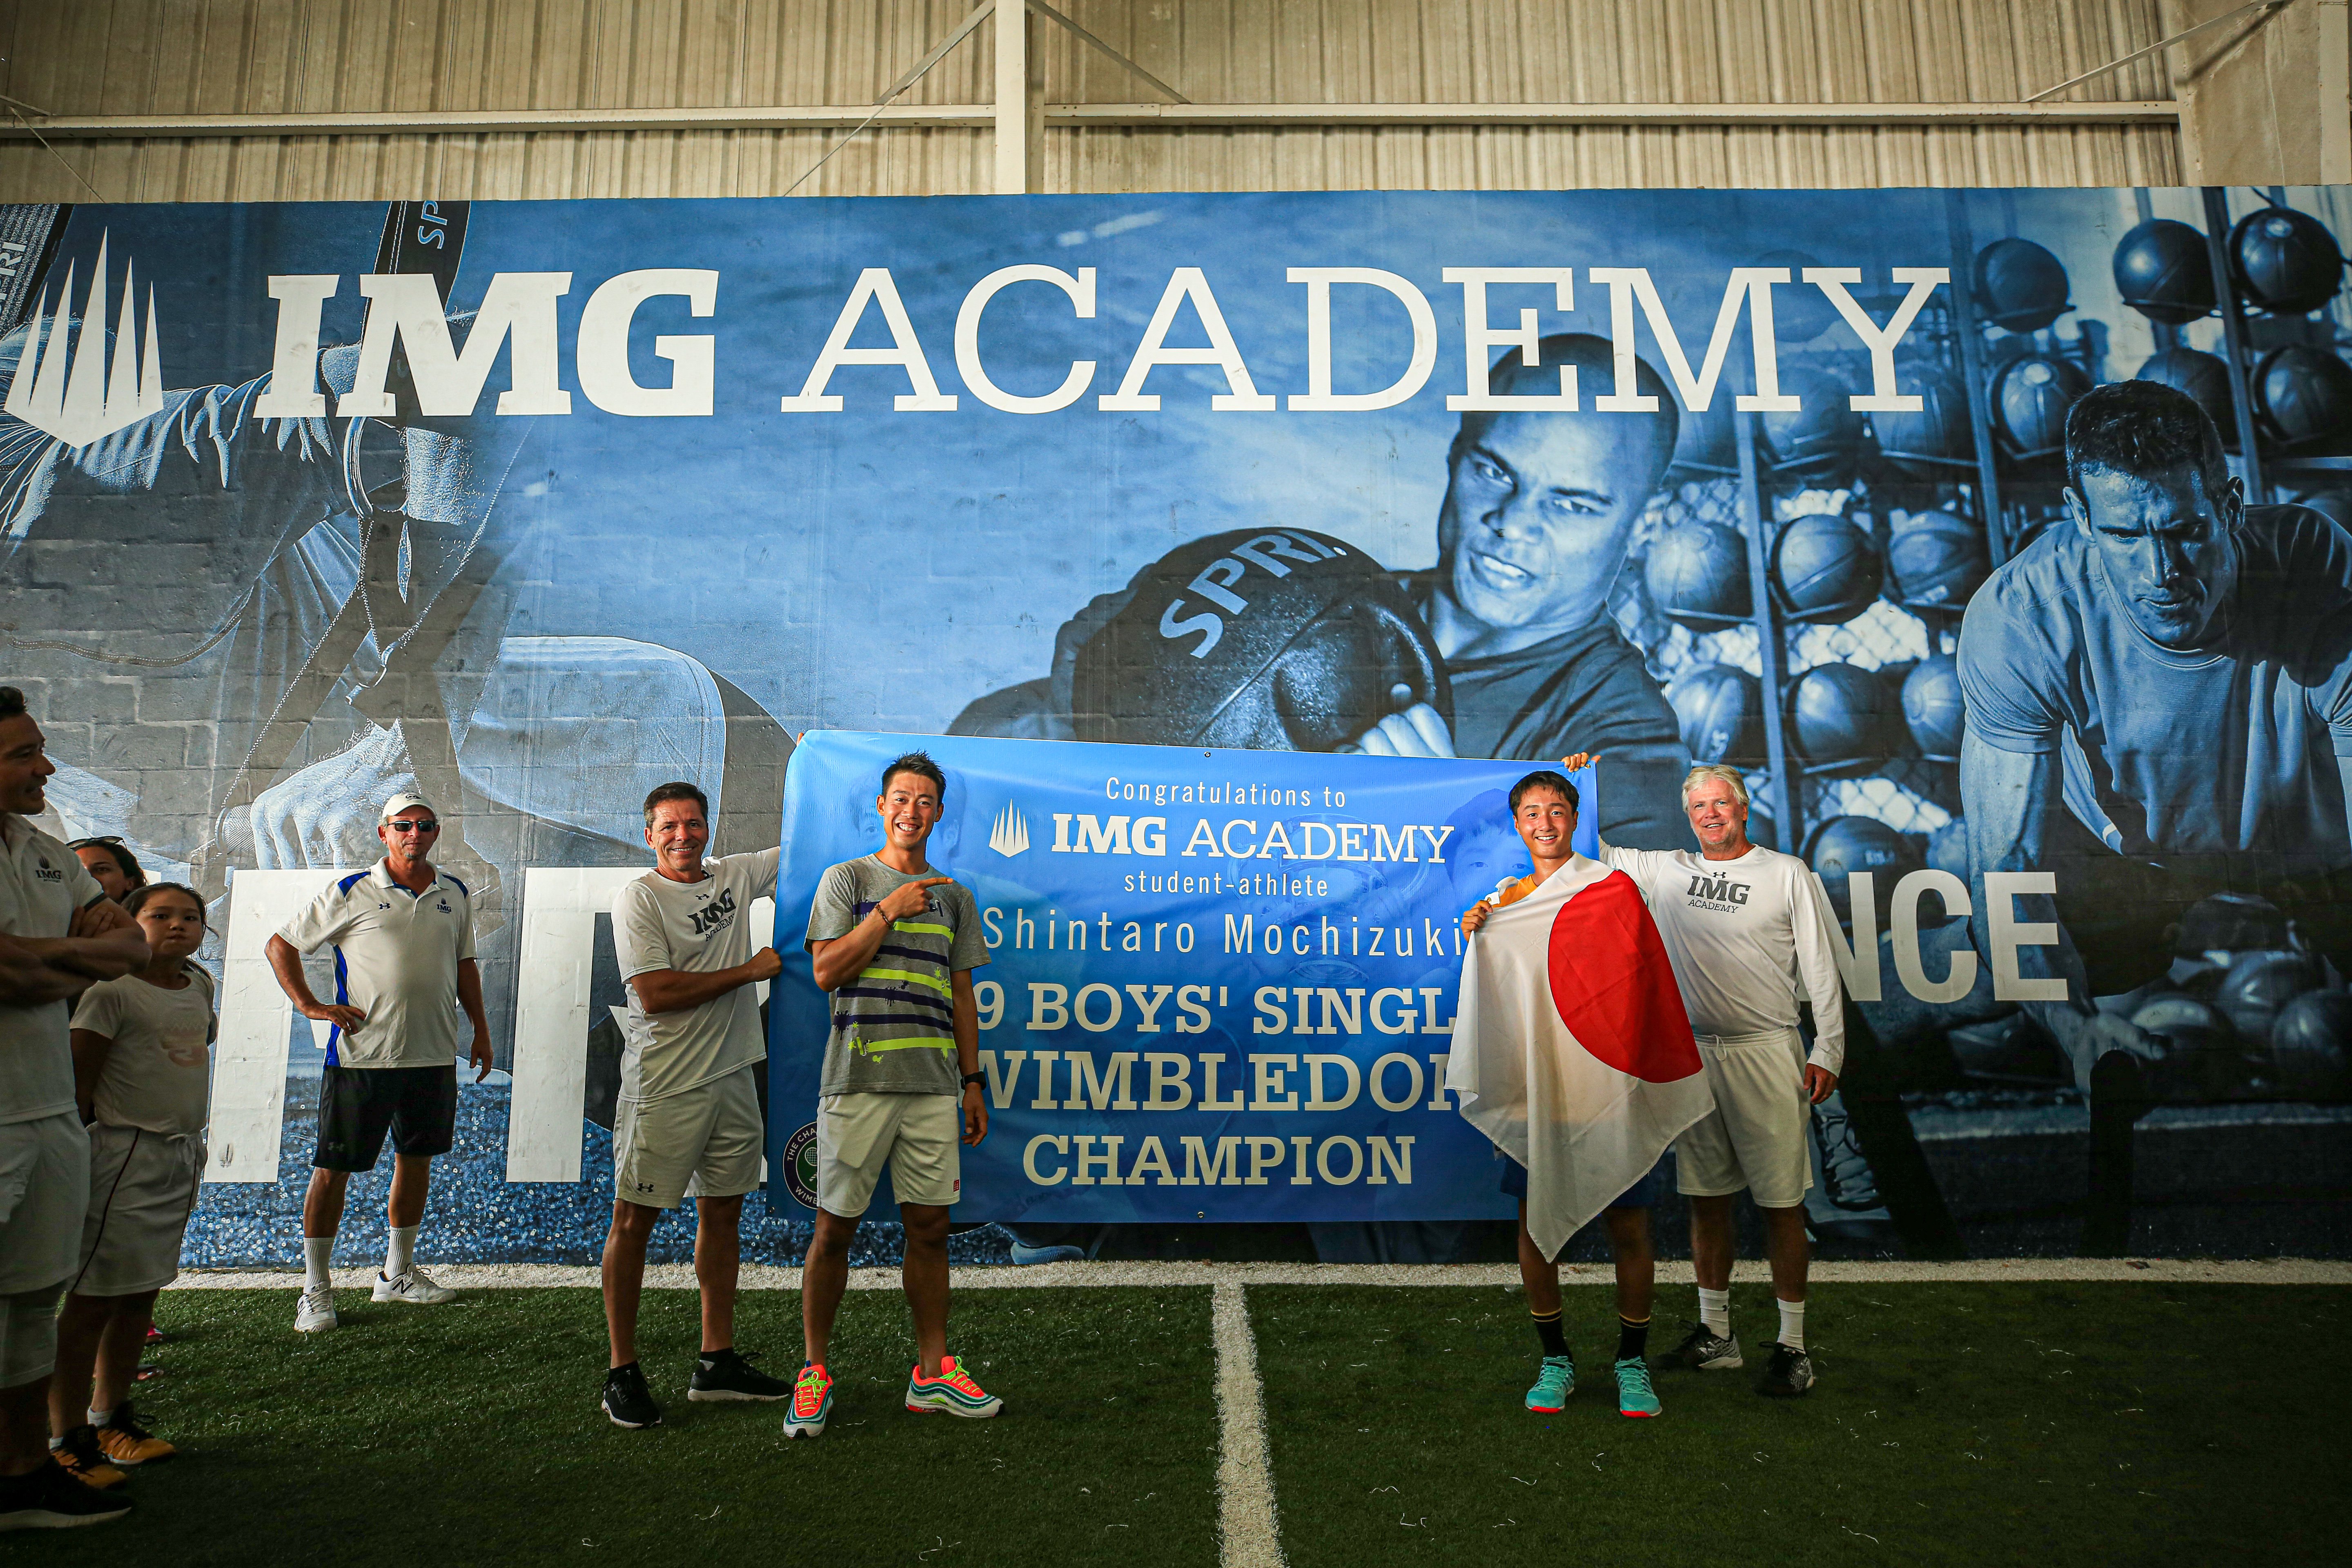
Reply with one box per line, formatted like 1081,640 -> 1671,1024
1451,769 -> 1711,1420
790,751 -> 998,1439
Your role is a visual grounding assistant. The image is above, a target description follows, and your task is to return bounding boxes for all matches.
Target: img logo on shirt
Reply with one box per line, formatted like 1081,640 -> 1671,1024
1685,873 -> 1751,911
689,888 -> 739,937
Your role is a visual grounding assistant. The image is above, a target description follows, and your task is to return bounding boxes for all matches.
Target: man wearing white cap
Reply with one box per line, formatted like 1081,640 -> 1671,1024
266,792 -> 491,1333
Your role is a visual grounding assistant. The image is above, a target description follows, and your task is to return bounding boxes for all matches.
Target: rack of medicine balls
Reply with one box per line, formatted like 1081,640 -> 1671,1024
1635,191 -> 2352,1254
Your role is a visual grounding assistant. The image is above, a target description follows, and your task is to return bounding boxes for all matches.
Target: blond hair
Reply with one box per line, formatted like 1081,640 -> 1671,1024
1681,764 -> 1751,809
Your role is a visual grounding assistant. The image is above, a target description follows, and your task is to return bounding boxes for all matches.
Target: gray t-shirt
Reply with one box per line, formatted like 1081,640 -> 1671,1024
612,848 -> 782,1104
804,856 -> 989,1096
71,965 -> 215,1137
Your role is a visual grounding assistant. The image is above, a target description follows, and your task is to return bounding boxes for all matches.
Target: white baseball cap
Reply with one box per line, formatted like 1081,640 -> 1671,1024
379,792 -> 438,822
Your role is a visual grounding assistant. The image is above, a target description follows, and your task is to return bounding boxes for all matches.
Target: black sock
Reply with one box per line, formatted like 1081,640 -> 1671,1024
1617,1314 -> 1650,1361
1532,1307 -> 1568,1359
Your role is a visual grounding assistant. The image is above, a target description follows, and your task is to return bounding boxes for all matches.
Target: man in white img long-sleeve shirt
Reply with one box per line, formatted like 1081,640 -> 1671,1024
1566,757 -> 1845,1398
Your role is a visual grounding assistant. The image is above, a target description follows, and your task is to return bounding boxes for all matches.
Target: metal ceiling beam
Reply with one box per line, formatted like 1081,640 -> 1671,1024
0,100 -> 2178,141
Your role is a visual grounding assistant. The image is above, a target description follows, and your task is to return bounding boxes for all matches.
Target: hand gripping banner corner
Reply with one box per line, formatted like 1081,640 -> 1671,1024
765,730 -> 1597,1223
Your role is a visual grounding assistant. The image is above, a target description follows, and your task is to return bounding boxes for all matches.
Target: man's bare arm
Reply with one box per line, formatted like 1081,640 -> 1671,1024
265,933 -> 366,1032
808,878 -> 953,992
0,929 -> 92,1007
15,898 -> 149,985
630,950 -> 783,1016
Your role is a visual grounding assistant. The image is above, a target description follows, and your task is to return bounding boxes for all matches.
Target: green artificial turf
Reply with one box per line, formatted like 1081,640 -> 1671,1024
13,1286 -> 1217,1568
1250,1282 -> 2348,1568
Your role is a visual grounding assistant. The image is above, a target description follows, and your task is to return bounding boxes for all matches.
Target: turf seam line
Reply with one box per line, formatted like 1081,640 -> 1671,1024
1213,1283 -> 1285,1568
164,1258 -> 2352,1291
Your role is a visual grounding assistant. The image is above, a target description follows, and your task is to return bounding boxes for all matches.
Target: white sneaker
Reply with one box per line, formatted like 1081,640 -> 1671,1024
294,1285 -> 338,1333
372,1267 -> 456,1305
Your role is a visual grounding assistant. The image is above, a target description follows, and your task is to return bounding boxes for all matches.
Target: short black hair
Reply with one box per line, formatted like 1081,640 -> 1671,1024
881,751 -> 947,799
642,781 -> 710,827
0,686 -> 23,721
2065,379 -> 2230,497
70,838 -> 144,888
1509,769 -> 1579,814
1452,332 -> 1681,487
123,882 -> 204,924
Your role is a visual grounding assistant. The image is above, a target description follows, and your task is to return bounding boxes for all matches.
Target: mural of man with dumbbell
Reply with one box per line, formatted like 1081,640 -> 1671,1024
1956,378 -> 2352,1094
953,332 -> 1692,853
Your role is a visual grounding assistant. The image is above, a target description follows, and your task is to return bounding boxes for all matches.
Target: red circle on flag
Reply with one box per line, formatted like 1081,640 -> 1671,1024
1547,872 -> 1703,1082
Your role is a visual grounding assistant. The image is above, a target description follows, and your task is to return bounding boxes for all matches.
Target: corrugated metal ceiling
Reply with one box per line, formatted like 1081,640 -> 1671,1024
0,0 -> 2184,201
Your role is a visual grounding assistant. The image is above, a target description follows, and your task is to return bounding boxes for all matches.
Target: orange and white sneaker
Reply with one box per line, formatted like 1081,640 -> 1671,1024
905,1356 -> 1001,1419
783,1363 -> 833,1440
93,1405 -> 174,1468
50,1428 -> 127,1490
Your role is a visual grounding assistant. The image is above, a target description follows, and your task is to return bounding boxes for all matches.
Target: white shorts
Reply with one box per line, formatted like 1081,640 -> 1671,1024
612,1064 -> 764,1211
815,1093 -> 961,1218
0,1112 -> 90,1295
1673,1028 -> 1815,1209
71,1124 -> 205,1297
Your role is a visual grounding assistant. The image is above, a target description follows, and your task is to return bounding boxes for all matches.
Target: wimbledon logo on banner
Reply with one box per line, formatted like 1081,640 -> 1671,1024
764,732 -> 1599,1223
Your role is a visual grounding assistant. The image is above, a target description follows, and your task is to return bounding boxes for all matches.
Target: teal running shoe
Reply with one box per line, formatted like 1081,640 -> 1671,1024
1615,1356 -> 1662,1418
905,1355 -> 1002,1418
1525,1355 -> 1574,1413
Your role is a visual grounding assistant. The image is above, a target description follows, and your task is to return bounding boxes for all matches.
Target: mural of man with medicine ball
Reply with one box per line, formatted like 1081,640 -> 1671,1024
953,333 -> 1692,853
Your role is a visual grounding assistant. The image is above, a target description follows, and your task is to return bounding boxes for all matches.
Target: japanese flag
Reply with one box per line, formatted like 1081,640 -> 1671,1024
1446,853 -> 1715,1260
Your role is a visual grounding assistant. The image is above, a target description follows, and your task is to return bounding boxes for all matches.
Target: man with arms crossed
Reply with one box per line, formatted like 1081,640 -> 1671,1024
1459,771 -> 1670,1421
1565,757 -> 1845,1396
599,782 -> 791,1428
268,792 -> 492,1332
789,752 -> 998,1438
0,686 -> 146,1530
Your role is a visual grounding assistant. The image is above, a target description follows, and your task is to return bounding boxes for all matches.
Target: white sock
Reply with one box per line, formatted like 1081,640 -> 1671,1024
303,1236 -> 333,1291
87,1407 -> 112,1429
1777,1297 -> 1806,1353
385,1225 -> 418,1280
1698,1286 -> 1731,1337
46,1435 -> 62,1450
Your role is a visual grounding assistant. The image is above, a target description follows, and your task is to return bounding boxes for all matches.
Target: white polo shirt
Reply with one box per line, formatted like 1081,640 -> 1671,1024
613,847 -> 781,1104
278,859 -> 477,1070
0,814 -> 105,1123
1599,841 -> 1849,1075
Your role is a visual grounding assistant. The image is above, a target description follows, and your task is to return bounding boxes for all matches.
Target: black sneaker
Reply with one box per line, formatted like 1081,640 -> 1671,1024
1656,1320 -> 1744,1372
1757,1342 -> 1816,1398
0,1457 -> 136,1531
689,1347 -> 791,1403
602,1361 -> 663,1429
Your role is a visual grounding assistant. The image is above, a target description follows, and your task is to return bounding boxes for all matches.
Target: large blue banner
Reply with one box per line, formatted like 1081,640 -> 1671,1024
766,731 -> 1598,1221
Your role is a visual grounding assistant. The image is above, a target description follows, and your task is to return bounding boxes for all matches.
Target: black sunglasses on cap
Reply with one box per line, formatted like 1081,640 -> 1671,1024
384,818 -> 441,834
67,835 -> 127,849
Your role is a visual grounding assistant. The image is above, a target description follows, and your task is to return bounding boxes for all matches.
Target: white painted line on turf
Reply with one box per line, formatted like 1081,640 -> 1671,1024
167,1256 -> 2352,1291
1212,1283 -> 1285,1568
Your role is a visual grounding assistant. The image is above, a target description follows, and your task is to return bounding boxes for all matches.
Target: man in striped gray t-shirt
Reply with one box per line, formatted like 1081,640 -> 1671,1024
787,751 -> 996,1439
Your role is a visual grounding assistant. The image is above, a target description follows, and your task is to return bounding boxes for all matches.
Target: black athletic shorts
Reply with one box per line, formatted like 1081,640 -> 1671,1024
314,1064 -> 457,1172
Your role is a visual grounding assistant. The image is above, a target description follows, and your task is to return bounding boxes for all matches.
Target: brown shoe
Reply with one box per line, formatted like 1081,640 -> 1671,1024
94,1405 -> 175,1467
51,1428 -> 127,1490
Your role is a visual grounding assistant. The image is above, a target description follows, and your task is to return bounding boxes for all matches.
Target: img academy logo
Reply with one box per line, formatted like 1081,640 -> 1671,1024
3,234 -> 166,446
987,801 -> 1030,858
1684,872 -> 1751,913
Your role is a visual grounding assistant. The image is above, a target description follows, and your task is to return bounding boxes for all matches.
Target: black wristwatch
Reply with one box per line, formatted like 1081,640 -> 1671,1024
961,1071 -> 987,1090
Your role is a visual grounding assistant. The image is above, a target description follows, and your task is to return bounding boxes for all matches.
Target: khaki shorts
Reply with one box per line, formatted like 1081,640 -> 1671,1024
815,1092 -> 961,1218
0,1112 -> 90,1296
72,1124 -> 205,1297
613,1064 -> 764,1210
1673,1028 -> 1815,1209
